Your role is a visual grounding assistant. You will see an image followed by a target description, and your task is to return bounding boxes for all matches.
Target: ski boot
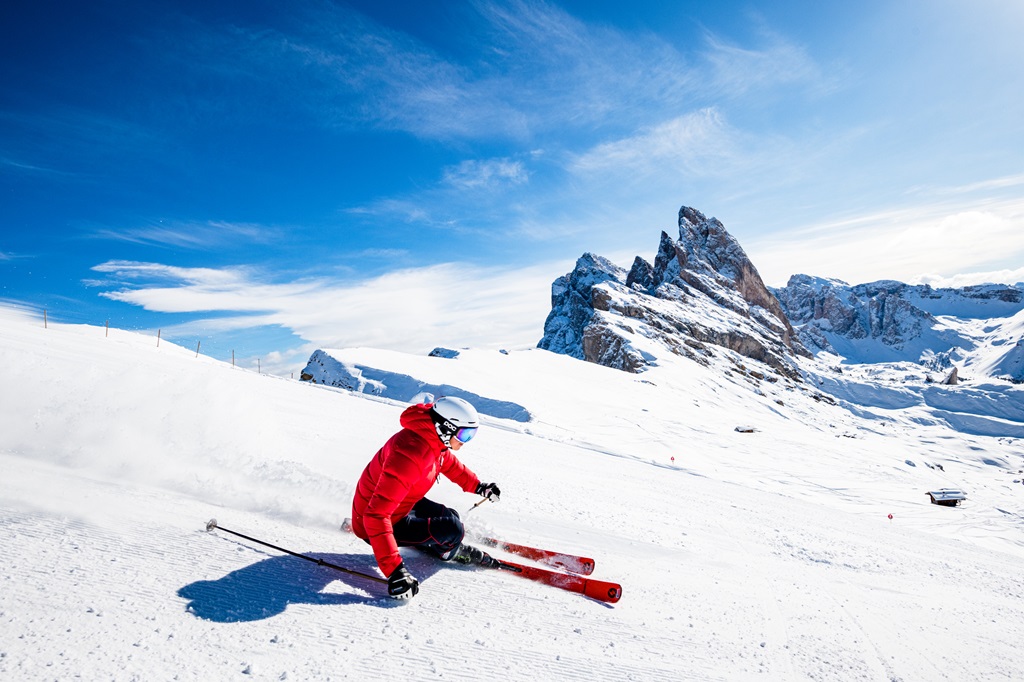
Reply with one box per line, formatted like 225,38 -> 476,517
450,543 -> 499,568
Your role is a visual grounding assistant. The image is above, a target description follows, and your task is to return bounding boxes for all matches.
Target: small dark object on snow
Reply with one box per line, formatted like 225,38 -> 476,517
927,489 -> 967,507
735,426 -> 757,433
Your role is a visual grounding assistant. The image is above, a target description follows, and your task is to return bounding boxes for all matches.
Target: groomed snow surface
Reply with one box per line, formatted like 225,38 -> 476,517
2,306 -> 1023,681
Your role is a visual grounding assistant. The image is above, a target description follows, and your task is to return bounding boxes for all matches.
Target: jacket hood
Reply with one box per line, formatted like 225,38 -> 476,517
399,404 -> 443,447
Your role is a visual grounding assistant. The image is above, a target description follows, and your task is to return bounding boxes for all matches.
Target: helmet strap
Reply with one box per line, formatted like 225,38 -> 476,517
429,407 -> 459,446
435,422 -> 453,446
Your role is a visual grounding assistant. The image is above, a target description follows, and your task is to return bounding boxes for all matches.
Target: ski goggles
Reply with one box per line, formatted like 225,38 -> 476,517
454,426 -> 478,444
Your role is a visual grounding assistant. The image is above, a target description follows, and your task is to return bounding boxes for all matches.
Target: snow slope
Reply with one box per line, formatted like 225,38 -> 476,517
2,306 -> 1024,680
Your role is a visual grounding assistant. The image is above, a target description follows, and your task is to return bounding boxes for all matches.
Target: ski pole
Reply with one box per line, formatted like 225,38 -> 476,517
204,519 -> 386,585
467,495 -> 499,513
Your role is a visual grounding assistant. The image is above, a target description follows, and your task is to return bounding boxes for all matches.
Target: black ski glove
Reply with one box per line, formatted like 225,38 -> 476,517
475,481 -> 501,501
387,562 -> 419,600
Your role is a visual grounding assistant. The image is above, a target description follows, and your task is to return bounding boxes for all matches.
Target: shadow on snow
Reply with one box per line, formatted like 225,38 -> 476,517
177,552 -> 443,622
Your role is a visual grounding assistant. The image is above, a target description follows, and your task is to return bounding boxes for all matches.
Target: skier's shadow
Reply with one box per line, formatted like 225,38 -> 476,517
178,551 -> 443,622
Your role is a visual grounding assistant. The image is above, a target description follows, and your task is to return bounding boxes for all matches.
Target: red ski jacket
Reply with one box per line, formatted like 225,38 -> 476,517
351,403 -> 480,577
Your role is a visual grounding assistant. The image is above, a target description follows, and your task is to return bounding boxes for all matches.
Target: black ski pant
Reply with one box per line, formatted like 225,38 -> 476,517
391,497 -> 465,560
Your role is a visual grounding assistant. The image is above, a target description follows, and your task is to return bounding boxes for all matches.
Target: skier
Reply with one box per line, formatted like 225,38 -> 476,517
350,395 -> 502,600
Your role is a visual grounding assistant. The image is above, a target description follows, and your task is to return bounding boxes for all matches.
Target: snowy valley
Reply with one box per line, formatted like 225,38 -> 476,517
3,206 -> 1024,680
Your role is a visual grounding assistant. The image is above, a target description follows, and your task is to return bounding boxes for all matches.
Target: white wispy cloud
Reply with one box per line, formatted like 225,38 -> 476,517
909,173 -> 1024,197
94,261 -> 321,312
0,249 -> 38,263
90,258 -> 568,352
571,109 -> 737,175
344,156 -> 534,236
357,248 -> 410,260
344,199 -> 455,230
93,261 -> 249,285
181,0 -> 824,144
196,4 -> 527,141
89,220 -> 279,250
698,20 -> 839,100
474,0 -> 696,130
442,158 -> 528,190
0,155 -> 78,178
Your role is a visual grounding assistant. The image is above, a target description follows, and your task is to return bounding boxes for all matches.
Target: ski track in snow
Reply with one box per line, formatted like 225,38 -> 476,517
2,309 -> 1024,680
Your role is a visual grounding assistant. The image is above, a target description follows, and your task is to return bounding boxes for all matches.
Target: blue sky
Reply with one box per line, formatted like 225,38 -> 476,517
2,0 -> 1023,374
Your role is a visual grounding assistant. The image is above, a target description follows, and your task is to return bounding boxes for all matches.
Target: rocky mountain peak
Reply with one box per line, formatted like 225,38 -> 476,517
540,205 -> 807,379
676,205 -> 746,281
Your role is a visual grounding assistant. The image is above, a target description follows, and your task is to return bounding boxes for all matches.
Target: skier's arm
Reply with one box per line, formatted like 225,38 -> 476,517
440,451 -> 480,494
364,452 -> 418,577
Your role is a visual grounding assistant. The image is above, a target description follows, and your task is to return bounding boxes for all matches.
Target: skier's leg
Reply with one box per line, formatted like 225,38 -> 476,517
391,498 -> 465,560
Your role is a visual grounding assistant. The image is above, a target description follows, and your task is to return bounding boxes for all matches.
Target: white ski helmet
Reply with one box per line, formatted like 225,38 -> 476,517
430,396 -> 480,445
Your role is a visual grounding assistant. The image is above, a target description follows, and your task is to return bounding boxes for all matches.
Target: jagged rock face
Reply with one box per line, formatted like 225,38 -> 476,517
773,276 -> 934,352
954,285 -> 1023,305
859,282 -> 928,346
772,276 -> 862,342
538,253 -> 629,365
539,206 -> 806,379
668,207 -> 799,351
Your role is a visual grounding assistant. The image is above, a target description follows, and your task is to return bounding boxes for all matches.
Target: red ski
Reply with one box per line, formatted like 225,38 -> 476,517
492,558 -> 622,604
340,518 -> 620,603
473,535 -> 595,575
343,518 -> 595,575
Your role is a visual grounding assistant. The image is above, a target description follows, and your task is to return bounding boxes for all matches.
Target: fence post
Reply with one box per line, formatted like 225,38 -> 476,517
44,309 -> 47,329
157,329 -> 161,347
232,350 -> 235,367
105,320 -> 109,337
258,358 -> 261,374
195,340 -> 201,358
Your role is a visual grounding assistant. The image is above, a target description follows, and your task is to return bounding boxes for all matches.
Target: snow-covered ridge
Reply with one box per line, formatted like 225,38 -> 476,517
300,348 -> 532,422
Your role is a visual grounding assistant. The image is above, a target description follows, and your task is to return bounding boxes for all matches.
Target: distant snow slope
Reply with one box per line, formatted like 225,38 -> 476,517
2,306 -> 1024,681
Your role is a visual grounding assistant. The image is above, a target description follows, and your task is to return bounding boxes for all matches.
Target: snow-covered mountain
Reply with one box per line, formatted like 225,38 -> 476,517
772,275 -> 1024,380
530,204 -> 1024,390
